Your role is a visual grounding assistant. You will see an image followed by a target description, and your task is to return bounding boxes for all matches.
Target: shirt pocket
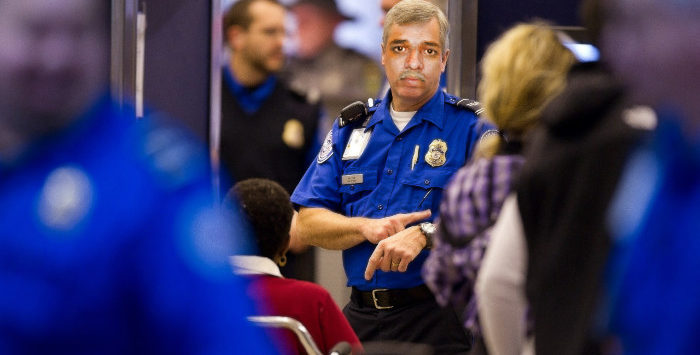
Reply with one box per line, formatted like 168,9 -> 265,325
400,168 -> 456,211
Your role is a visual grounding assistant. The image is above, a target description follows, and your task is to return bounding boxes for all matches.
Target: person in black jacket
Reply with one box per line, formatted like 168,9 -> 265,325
515,1 -> 655,353
221,0 -> 321,281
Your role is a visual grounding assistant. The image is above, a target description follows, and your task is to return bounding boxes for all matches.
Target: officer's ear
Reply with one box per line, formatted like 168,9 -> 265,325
381,43 -> 386,66
440,48 -> 450,72
226,25 -> 246,51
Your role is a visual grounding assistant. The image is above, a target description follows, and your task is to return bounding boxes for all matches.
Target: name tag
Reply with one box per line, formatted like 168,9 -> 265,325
341,174 -> 364,185
342,128 -> 372,160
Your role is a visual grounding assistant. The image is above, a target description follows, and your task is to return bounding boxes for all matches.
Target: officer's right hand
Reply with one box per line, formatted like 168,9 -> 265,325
359,210 -> 431,244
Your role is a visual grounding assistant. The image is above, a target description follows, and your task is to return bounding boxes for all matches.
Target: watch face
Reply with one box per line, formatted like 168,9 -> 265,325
422,222 -> 436,234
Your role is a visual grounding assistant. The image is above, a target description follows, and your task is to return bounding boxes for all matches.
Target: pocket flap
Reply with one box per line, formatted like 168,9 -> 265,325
401,168 -> 456,189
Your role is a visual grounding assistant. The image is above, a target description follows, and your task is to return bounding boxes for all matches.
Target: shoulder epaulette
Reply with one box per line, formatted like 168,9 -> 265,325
445,94 -> 484,116
338,98 -> 381,128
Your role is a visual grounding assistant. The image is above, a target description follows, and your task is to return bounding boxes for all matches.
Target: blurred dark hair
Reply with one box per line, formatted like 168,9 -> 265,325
223,0 -> 282,33
226,178 -> 293,259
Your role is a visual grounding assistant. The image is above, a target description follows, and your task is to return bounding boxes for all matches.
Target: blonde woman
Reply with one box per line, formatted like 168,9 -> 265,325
422,22 -> 575,353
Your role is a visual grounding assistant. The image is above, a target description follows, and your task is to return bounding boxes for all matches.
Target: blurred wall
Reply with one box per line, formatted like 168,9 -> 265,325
143,0 -> 212,140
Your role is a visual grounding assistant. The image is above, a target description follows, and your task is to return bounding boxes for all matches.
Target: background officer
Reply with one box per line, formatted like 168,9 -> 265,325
285,0 -> 384,135
221,0 -> 321,281
291,0 -> 489,352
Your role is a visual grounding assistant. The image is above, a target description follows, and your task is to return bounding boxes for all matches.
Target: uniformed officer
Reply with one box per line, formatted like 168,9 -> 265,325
221,0 -> 322,281
285,0 -> 384,135
221,0 -> 321,196
291,0 -> 490,352
0,0 -> 271,352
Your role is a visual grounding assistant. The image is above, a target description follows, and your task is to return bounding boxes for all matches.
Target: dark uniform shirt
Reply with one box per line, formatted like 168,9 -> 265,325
0,95 -> 271,354
221,67 -> 321,195
291,90 -> 488,290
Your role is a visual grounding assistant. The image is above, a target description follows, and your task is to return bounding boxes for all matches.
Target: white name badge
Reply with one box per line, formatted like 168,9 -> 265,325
342,128 -> 372,160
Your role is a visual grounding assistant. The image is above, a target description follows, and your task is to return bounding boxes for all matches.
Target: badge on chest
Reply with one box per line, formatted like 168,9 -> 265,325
342,128 -> 372,160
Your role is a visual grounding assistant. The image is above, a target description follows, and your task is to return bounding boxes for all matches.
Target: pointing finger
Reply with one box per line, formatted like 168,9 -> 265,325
398,209 -> 431,226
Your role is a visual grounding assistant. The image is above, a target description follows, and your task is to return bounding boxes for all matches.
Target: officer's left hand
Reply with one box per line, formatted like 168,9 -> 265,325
364,226 -> 427,280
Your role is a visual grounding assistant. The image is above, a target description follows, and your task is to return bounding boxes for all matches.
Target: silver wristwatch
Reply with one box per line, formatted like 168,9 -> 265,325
419,222 -> 435,249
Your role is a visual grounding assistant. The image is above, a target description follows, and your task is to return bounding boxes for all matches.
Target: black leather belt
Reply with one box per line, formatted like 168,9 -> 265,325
351,285 -> 434,310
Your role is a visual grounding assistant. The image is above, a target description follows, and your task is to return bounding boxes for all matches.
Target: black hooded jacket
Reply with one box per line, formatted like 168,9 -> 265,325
516,61 -> 648,355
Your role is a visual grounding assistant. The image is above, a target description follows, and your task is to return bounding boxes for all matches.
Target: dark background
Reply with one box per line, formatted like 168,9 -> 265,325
138,0 -> 584,140
477,0 -> 583,59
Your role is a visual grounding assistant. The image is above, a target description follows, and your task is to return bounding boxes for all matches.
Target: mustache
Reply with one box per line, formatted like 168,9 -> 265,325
399,71 -> 425,82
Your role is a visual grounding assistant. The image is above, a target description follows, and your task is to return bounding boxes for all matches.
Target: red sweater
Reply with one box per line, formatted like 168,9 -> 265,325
246,275 -> 362,354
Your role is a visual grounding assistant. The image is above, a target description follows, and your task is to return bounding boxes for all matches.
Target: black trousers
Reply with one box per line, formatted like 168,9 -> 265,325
343,289 -> 472,354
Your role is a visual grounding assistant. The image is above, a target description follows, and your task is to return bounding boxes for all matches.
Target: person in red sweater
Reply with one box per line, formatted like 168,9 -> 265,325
227,178 -> 362,354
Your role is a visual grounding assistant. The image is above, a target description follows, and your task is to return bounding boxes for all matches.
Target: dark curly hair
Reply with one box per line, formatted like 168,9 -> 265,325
226,178 -> 293,259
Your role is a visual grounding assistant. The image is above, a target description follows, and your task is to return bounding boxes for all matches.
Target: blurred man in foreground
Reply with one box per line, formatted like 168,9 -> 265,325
0,0 -> 269,353
601,0 -> 700,353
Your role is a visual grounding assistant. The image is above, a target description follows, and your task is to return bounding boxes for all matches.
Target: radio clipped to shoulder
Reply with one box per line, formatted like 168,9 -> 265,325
338,98 -> 379,128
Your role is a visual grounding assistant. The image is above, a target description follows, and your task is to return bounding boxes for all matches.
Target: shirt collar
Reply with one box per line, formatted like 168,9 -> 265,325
223,65 -> 277,114
366,89 -> 445,132
229,255 -> 283,278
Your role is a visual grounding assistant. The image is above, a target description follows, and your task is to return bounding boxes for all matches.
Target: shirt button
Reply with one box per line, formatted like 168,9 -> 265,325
397,137 -> 403,141
387,169 -> 393,175
424,179 -> 430,185
378,204 -> 384,210
350,185 -> 355,190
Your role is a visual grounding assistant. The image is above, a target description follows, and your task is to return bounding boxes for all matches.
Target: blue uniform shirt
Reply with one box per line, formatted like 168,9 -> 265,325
606,116 -> 700,355
0,95 -> 271,354
292,90 -> 487,290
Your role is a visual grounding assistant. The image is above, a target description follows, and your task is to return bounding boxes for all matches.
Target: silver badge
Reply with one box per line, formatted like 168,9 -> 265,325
282,118 -> 305,149
317,130 -> 333,164
425,139 -> 447,167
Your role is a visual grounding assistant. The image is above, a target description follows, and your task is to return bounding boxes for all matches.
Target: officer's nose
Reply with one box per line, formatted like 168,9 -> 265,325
405,49 -> 422,70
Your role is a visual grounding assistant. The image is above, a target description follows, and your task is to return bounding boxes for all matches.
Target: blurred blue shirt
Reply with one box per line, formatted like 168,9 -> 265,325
607,115 -> 700,355
0,94 -> 271,354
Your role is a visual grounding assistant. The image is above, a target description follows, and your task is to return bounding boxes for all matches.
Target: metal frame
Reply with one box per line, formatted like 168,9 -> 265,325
446,0 -> 479,99
209,0 -> 224,199
110,0 -> 139,109
248,316 -> 323,355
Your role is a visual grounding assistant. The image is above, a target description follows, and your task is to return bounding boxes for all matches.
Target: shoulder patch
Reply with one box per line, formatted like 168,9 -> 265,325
445,94 -> 484,116
317,130 -> 333,164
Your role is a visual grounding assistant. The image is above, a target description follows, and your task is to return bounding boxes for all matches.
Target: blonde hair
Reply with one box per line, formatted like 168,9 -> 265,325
382,0 -> 449,52
475,22 -> 575,159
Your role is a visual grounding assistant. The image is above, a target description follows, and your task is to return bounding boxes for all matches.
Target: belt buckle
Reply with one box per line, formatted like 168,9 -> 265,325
371,288 -> 393,309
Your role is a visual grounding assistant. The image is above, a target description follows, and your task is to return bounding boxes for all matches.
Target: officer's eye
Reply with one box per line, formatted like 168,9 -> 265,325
392,45 -> 405,53
425,48 -> 438,55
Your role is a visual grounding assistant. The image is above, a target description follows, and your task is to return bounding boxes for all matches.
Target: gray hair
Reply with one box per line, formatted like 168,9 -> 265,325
382,0 -> 449,52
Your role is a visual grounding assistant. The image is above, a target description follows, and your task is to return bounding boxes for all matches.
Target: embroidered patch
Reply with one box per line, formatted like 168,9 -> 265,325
317,130 -> 333,164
